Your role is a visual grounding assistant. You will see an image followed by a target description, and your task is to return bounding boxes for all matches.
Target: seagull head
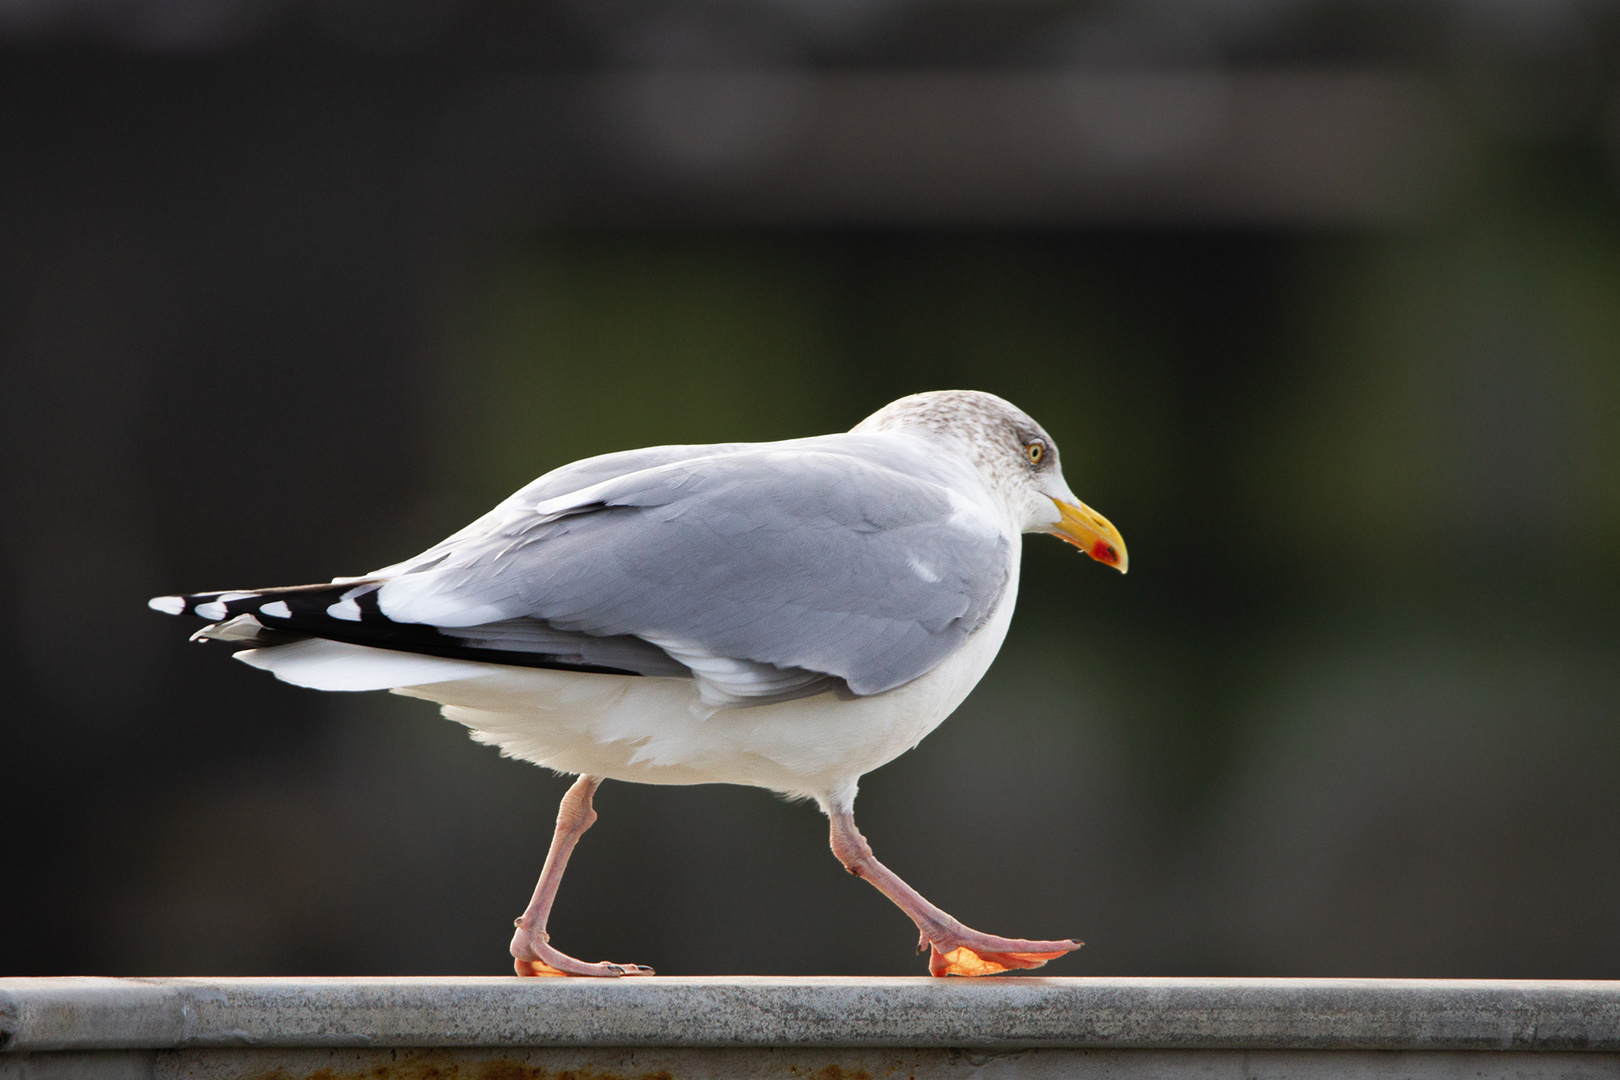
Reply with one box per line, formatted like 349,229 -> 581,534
854,390 -> 1128,573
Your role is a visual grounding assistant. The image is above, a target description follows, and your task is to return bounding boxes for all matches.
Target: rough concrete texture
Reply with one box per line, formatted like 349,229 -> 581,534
2,978 -> 1618,1058
5,1046 -> 1620,1080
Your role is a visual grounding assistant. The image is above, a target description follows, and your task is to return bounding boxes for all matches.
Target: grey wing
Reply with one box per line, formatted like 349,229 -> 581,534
374,445 -> 1012,699
369,442 -> 753,579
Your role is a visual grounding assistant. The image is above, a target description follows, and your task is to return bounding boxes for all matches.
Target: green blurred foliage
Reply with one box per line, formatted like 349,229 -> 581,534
249,158 -> 1617,977
10,13 -> 1620,981
1249,172 -> 1620,608
442,240 -> 841,495
435,236 -> 1169,525
420,169 -> 1620,832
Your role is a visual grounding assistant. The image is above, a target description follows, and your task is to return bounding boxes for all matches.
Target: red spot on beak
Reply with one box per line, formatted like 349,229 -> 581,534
1052,497 -> 1128,573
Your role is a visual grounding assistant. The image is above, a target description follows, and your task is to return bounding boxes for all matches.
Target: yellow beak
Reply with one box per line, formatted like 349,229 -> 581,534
1049,499 -> 1128,573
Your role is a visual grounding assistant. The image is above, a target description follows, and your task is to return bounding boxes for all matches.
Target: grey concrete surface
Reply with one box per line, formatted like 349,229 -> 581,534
2,978 -> 1618,1056
7,1046 -> 1620,1080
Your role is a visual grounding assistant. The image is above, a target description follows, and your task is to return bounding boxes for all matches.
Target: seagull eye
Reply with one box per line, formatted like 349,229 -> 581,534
1025,441 -> 1045,465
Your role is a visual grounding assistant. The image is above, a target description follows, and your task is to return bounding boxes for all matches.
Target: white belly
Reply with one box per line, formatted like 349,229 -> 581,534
391,560 -> 1021,804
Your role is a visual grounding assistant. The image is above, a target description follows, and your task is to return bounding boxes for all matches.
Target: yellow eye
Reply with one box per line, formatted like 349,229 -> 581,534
1026,441 -> 1045,465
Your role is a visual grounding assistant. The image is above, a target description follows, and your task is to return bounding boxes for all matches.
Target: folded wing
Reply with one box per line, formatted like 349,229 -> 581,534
156,437 -> 1011,705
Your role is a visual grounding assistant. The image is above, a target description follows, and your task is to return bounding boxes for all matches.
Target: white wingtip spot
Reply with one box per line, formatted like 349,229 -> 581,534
195,601 -> 228,620
148,595 -> 186,615
260,601 -> 292,619
326,598 -> 363,621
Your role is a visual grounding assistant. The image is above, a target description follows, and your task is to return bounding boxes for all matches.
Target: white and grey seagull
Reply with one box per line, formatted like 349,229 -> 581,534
151,389 -> 1127,977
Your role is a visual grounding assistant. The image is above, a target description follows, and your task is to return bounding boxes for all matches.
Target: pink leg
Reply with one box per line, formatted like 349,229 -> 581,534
827,805 -> 1082,977
510,775 -> 653,977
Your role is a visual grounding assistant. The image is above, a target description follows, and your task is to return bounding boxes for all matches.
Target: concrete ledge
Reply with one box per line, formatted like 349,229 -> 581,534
5,1046 -> 1620,1080
3,977 -> 1618,1054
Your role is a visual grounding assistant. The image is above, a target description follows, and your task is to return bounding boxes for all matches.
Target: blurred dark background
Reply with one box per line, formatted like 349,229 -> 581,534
3,0 -> 1619,980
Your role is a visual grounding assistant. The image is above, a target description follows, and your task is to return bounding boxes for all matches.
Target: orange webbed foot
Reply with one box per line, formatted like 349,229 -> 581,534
512,926 -> 654,977
513,956 -> 654,977
923,931 -> 1082,977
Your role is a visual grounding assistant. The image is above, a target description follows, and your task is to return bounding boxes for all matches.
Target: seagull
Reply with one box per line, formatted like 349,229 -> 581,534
150,389 -> 1127,978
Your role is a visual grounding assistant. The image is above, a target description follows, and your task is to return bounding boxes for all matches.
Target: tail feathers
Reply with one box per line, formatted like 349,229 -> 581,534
147,579 -> 659,677
235,638 -> 501,692
148,581 -> 388,649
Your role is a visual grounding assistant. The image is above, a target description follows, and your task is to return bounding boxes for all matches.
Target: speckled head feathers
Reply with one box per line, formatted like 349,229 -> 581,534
857,387 -> 1053,445
856,387 -> 1056,463
852,390 -> 1075,532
